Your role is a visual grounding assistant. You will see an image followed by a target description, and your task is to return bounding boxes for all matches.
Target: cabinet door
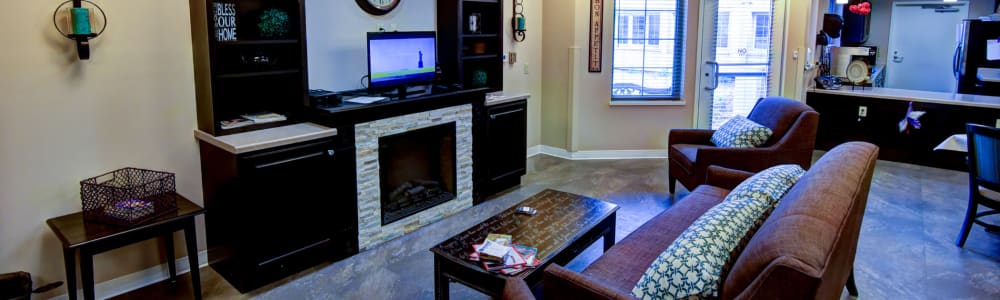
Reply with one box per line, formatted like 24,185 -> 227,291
238,139 -> 355,262
485,100 -> 527,186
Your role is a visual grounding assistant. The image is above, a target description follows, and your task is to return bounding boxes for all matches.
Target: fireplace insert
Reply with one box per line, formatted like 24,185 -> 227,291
378,122 -> 457,225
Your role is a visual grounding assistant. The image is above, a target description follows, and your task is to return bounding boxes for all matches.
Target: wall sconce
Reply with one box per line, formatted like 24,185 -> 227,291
53,0 -> 107,60
511,0 -> 526,42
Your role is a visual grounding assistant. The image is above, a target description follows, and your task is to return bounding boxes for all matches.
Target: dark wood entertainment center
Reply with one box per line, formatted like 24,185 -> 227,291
189,0 -> 524,293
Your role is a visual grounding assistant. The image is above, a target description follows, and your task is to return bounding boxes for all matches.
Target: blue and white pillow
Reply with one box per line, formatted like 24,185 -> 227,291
631,165 -> 805,300
710,116 -> 773,148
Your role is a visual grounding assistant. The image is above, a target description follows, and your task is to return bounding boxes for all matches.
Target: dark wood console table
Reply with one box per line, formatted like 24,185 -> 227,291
430,189 -> 618,299
46,193 -> 204,300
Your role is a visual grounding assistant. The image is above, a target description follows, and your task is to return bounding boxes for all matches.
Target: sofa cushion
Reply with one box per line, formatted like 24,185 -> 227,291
711,116 -> 773,148
581,185 -> 729,294
630,165 -> 805,299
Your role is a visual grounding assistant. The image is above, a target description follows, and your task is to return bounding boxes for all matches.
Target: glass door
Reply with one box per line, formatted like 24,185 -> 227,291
697,0 -> 776,129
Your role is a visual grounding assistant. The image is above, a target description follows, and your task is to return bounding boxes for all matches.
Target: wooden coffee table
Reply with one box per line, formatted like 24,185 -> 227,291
430,189 -> 619,299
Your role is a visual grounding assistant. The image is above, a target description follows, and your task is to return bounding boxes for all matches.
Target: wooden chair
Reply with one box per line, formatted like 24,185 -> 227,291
956,123 -> 1000,247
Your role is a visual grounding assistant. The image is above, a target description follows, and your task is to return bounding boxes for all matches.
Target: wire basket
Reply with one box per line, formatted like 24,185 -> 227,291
80,167 -> 177,227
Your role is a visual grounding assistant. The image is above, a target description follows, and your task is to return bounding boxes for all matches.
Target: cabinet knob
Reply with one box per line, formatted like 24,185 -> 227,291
327,150 -> 335,156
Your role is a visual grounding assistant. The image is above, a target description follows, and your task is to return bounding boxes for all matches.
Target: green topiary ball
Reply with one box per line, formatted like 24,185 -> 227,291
472,69 -> 488,88
258,8 -> 290,38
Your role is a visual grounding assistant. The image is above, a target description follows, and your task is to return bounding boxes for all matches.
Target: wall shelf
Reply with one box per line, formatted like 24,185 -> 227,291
217,69 -> 300,79
220,39 -> 300,46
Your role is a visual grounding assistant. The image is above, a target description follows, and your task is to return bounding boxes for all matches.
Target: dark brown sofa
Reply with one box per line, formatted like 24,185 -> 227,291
668,97 -> 819,194
505,142 -> 878,300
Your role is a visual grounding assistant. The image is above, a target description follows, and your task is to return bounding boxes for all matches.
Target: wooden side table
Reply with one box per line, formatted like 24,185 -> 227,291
46,193 -> 205,300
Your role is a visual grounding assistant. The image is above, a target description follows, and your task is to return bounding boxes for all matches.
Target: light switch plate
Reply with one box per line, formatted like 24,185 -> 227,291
508,51 -> 517,65
859,106 -> 868,117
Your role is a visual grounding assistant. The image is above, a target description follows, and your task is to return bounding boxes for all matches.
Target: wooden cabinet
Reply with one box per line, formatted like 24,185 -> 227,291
437,0 -> 503,91
190,0 -> 309,136
807,91 -> 1000,171
476,100 -> 527,203
199,137 -> 357,293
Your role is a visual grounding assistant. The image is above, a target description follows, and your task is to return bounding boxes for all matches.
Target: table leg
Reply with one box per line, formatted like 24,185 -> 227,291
434,255 -> 449,300
603,215 -> 616,252
63,248 -> 77,300
164,233 -> 177,283
184,220 -> 203,300
79,249 -> 95,300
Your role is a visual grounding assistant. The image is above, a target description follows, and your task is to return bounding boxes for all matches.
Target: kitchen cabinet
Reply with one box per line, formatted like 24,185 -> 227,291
199,135 -> 357,293
476,99 -> 527,202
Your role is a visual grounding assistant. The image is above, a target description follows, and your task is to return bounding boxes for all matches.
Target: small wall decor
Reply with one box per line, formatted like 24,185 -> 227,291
511,0 -> 526,42
258,8 -> 290,38
468,13 -> 482,34
213,1 -> 238,42
588,0 -> 604,72
52,0 -> 107,60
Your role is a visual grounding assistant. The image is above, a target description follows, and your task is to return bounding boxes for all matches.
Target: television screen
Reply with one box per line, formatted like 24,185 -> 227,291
368,32 -> 437,89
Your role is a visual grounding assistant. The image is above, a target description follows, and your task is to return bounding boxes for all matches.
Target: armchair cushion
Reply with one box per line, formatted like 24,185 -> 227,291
711,116 -> 773,148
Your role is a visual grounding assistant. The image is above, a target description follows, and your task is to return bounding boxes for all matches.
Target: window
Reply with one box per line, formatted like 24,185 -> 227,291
717,12 -> 729,48
753,12 -> 770,50
631,15 -> 646,45
611,0 -> 685,100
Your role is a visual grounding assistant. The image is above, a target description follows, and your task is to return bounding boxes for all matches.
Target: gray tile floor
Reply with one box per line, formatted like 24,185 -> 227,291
125,153 -> 1000,299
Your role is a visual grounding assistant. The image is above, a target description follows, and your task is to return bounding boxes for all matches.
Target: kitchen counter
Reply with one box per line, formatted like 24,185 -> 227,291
485,92 -> 530,106
809,86 -> 1000,109
194,122 -> 337,154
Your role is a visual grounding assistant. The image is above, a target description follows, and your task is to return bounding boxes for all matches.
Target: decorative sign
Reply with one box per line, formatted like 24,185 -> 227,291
588,0 -> 603,72
213,2 -> 237,42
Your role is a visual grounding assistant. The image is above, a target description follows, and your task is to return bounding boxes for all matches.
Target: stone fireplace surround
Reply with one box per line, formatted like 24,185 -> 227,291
354,104 -> 474,251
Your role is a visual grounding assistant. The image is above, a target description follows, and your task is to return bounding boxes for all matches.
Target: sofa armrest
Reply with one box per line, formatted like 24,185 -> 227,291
503,278 -> 536,300
705,165 -> 755,190
542,264 -> 635,300
668,129 -> 715,146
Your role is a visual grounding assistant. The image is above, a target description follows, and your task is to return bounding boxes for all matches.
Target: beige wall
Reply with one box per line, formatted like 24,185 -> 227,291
539,0 -> 698,151
541,0 -> 575,149
0,0 -> 202,297
503,0 -> 544,148
538,0 -> 823,151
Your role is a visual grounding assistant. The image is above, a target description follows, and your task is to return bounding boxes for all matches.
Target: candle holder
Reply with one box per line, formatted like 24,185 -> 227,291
52,0 -> 107,60
511,0 -> 526,42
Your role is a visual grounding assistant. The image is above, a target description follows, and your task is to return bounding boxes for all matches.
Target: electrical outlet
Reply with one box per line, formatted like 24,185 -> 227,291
523,63 -> 529,75
995,118 -> 999,128
858,106 -> 868,117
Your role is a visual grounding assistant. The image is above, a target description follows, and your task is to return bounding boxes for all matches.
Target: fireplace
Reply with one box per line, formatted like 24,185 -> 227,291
355,104 -> 473,250
378,122 -> 457,225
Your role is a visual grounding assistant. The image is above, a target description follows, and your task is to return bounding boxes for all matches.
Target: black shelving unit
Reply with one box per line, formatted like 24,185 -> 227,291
438,0 -> 504,91
191,0 -> 309,136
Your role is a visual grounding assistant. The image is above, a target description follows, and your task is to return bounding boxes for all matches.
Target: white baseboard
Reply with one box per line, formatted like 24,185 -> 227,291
527,145 -> 666,160
52,250 -> 209,300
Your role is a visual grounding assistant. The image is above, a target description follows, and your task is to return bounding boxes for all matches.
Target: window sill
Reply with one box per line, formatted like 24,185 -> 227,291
609,100 -> 687,107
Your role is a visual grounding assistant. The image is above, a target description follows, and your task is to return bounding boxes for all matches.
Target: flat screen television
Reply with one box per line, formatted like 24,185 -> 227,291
367,31 -> 437,90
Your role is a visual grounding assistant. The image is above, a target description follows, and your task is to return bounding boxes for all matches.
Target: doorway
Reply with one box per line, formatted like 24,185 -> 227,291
885,1 -> 968,92
696,0 -> 780,129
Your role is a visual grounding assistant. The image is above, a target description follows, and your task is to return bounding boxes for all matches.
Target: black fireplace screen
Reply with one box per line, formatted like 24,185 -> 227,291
378,122 -> 457,225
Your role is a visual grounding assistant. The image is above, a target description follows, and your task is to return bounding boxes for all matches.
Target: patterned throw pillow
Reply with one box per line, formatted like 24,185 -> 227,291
631,165 -> 805,300
710,116 -> 773,148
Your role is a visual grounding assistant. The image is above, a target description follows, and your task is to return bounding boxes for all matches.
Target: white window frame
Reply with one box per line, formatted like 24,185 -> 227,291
610,0 -> 686,102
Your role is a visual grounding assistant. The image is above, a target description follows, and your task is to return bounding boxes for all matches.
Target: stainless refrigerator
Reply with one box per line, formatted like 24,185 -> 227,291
954,19 -> 1000,96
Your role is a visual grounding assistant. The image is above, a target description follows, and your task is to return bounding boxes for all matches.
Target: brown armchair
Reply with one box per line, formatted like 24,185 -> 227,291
668,97 -> 819,194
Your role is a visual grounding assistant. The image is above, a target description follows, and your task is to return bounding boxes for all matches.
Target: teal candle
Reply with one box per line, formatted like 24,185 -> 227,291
71,7 -> 92,35
517,16 -> 526,31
